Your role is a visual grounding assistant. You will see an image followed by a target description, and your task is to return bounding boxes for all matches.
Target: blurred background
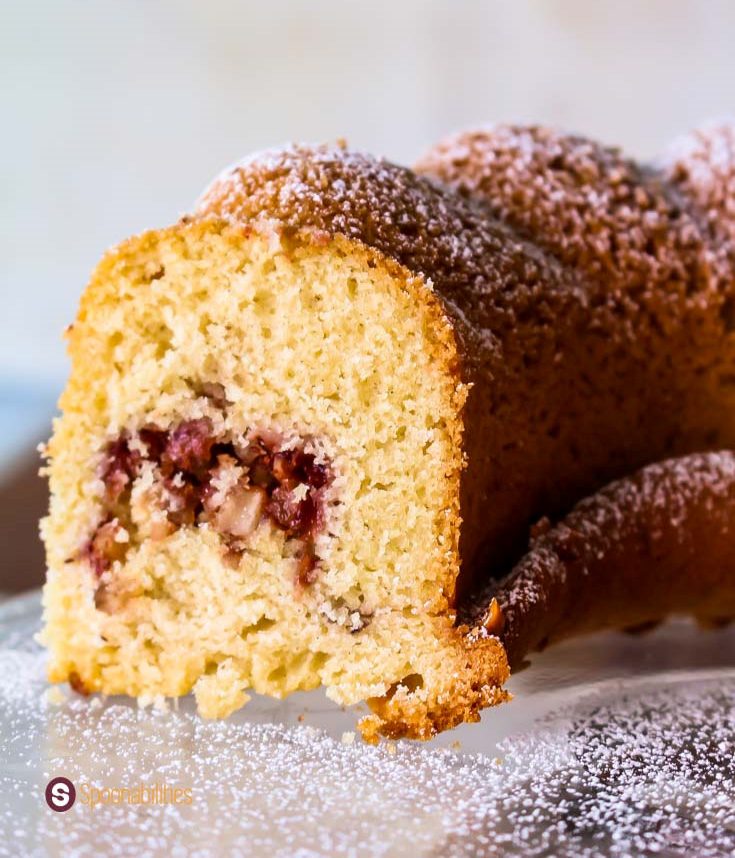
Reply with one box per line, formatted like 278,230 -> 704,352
2,0 -> 734,594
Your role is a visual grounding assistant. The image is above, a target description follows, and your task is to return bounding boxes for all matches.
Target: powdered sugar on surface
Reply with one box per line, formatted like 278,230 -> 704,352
2,594 -> 734,857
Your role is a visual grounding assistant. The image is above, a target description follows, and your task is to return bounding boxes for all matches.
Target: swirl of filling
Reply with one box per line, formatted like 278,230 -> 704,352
83,417 -> 332,588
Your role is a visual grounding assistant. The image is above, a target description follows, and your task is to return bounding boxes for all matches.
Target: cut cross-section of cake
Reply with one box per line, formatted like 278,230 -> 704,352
41,146 -> 517,741
41,126 -> 735,740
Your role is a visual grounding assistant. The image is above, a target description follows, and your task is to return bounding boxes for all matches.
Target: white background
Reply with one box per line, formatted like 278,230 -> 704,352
2,0 -> 735,390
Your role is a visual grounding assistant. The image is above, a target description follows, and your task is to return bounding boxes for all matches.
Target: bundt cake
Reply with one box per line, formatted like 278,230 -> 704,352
41,123 -> 735,741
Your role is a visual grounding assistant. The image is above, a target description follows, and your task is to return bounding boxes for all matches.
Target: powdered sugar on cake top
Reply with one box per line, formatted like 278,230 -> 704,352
664,120 -> 735,242
194,141 -> 579,363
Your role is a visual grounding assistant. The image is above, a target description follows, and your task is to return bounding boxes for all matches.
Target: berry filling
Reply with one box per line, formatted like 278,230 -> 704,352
84,418 -> 332,586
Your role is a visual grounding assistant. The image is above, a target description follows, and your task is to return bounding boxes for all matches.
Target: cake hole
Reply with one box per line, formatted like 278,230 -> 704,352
240,617 -> 276,637
310,652 -> 329,671
400,673 -> 424,692
146,265 -> 165,283
153,325 -> 174,358
267,666 -> 286,684
253,289 -> 275,313
385,673 -> 425,700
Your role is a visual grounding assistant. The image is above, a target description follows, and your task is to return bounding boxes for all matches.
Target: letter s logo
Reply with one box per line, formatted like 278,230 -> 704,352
51,782 -> 68,805
45,777 -> 76,812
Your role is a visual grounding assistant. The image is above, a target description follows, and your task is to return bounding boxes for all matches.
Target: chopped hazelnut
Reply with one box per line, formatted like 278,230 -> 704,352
482,597 -> 505,635
214,484 -> 267,539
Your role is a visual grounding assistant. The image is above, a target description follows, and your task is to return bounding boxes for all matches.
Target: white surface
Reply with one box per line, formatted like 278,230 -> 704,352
1,590 -> 734,856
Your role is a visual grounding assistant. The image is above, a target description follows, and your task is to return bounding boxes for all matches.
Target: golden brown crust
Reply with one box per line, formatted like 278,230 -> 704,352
462,451 -> 735,669
362,663 -> 510,743
417,125 -> 735,595
416,124 -> 730,287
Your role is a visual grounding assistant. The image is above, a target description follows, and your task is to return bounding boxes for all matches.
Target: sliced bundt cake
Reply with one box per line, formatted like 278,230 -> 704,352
41,146 -> 515,740
41,125 -> 735,740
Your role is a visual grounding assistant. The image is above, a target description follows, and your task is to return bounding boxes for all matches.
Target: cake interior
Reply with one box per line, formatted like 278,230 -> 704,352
41,221 -> 503,734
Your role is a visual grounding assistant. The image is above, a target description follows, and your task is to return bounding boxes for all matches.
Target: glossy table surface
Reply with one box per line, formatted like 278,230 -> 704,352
1,590 -> 734,857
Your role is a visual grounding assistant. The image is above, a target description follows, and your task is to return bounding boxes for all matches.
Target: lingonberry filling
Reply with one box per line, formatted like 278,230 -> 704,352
85,418 -> 332,586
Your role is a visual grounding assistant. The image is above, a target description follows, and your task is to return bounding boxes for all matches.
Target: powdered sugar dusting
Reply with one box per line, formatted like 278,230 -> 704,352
3,595 -> 735,856
193,141 -> 576,363
416,123 -> 735,290
664,120 -> 735,243
485,678 -> 735,856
